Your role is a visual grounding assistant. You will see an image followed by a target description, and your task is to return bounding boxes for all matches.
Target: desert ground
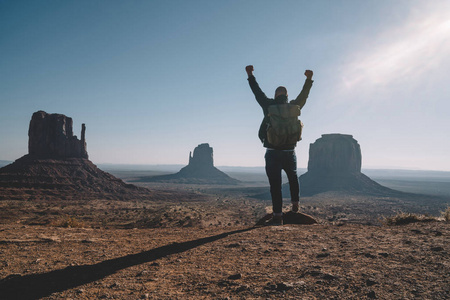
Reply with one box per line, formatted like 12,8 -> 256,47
1,170 -> 449,299
1,219 -> 449,299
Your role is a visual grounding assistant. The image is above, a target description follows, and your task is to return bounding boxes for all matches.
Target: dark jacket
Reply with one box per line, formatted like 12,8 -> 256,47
248,75 -> 313,150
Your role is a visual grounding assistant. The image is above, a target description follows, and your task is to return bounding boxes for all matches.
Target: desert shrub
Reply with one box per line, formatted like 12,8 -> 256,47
384,212 -> 438,226
442,206 -> 450,222
50,215 -> 85,228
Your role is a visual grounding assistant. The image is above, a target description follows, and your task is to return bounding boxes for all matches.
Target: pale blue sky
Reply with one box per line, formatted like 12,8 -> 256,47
1,0 -> 449,170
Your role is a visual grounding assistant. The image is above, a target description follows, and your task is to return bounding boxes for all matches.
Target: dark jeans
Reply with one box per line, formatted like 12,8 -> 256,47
265,149 -> 300,214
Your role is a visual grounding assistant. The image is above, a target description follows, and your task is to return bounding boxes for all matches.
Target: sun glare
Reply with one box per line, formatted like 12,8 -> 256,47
342,8 -> 450,93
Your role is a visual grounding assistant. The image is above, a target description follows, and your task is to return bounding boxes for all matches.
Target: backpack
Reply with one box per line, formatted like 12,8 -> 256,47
265,104 -> 303,147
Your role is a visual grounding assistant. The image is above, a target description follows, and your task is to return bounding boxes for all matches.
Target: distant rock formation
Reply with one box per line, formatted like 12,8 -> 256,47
188,143 -> 214,168
135,143 -> 240,185
307,134 -> 361,174
0,111 -> 152,200
299,134 -> 396,196
29,111 -> 88,159
178,143 -> 219,178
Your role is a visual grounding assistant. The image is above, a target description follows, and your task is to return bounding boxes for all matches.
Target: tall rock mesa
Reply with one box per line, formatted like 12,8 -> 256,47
307,134 -> 361,174
178,143 -> 230,180
188,143 -> 214,169
133,143 -> 239,185
28,111 -> 88,159
0,110 -> 152,201
299,134 -> 392,196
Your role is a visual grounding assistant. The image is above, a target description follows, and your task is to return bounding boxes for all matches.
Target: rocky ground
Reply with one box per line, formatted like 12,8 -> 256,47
1,179 -> 449,299
1,209 -> 449,299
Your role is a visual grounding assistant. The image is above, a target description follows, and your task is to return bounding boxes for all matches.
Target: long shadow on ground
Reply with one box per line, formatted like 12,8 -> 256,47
0,227 -> 255,300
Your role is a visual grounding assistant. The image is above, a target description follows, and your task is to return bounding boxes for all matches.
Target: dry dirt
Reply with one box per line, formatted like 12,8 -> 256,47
1,215 -> 449,299
1,177 -> 449,299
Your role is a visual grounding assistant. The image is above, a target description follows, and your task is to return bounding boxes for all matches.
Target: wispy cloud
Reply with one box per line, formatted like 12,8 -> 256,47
340,3 -> 450,97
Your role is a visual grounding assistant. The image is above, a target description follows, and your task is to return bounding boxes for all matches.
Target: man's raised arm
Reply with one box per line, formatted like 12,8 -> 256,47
291,70 -> 314,109
246,65 -> 271,109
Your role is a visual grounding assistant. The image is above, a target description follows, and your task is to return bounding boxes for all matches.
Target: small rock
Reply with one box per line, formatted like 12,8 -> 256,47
226,243 -> 240,248
411,229 -> 422,234
274,282 -> 294,291
367,290 -> 376,298
150,262 -> 160,266
431,246 -> 443,252
366,278 -> 378,286
76,288 -> 85,294
228,273 -> 242,280
378,252 -> 389,258
364,253 -> 376,259
322,273 -> 338,280
316,252 -> 330,258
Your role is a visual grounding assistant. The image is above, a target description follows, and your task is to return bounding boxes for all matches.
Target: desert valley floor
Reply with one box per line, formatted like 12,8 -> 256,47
1,220 -> 449,299
1,191 -> 449,299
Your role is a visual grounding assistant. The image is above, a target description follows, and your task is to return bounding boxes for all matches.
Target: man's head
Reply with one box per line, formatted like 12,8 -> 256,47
274,86 -> 288,98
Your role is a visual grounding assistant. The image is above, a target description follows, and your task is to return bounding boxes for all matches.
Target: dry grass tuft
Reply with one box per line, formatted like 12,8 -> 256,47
442,206 -> 450,222
384,212 -> 438,226
50,215 -> 85,228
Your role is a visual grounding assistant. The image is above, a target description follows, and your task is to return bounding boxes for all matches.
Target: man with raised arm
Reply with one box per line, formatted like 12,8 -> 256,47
246,65 -> 314,225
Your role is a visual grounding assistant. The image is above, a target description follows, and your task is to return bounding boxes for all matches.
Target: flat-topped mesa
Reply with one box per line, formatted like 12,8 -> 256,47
28,111 -> 88,159
188,143 -> 214,168
299,133 -> 396,196
307,134 -> 361,174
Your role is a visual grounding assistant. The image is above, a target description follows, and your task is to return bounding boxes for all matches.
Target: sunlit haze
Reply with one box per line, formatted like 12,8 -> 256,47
1,0 -> 449,171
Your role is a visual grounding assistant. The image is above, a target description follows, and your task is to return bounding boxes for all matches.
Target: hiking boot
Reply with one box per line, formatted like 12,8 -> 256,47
292,202 -> 299,213
265,215 -> 283,226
